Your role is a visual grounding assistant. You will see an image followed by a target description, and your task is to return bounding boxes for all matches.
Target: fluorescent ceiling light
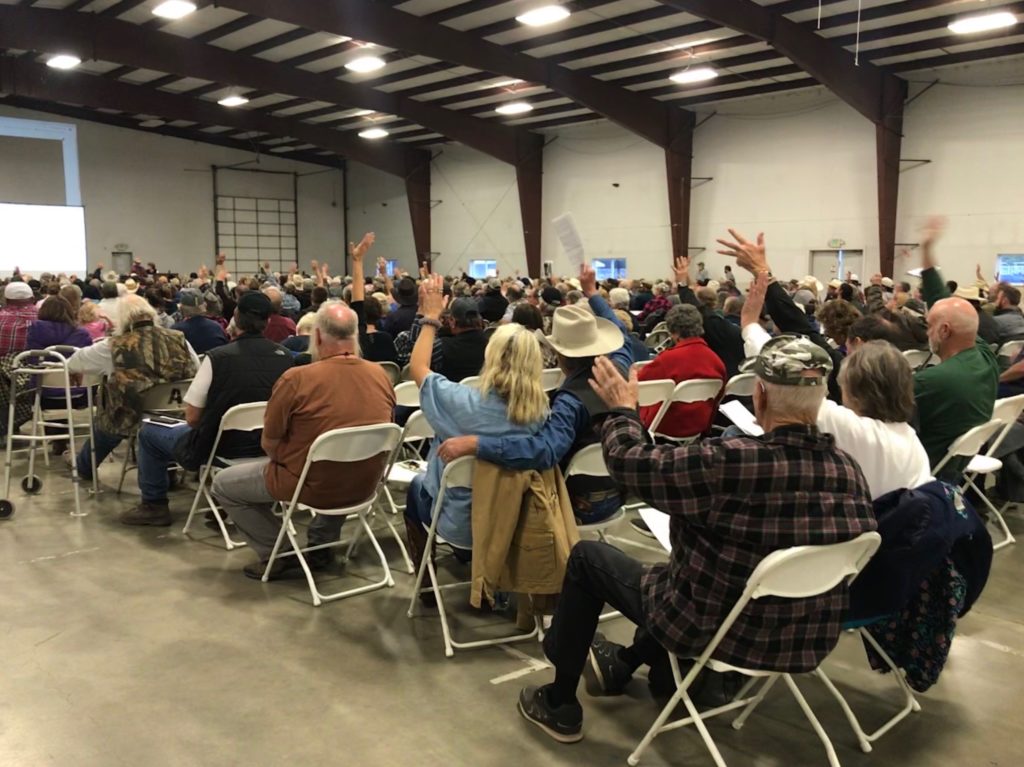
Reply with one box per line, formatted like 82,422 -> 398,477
948,11 -> 1017,34
669,66 -> 719,84
350,109 -> 376,117
217,94 -> 249,107
331,36 -> 353,45
345,55 -> 386,73
516,5 -> 571,26
46,54 -> 81,70
654,37 -> 718,54
270,145 -> 296,153
359,127 -> 390,139
490,79 -> 525,88
152,1 -> 197,20
495,101 -> 534,115
138,119 -> 166,128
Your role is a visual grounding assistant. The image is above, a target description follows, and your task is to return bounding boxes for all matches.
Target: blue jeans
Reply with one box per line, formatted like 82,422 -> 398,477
138,423 -> 191,502
76,428 -> 124,481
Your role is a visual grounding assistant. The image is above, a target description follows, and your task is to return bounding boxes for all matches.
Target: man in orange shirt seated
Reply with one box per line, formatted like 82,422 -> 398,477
212,299 -> 396,578
638,304 -> 727,440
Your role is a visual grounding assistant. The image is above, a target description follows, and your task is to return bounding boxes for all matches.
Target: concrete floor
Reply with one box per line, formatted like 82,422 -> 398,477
3,453 -> 1024,767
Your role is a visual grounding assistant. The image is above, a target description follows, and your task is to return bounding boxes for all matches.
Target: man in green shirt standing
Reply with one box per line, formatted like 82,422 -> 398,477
914,218 -> 998,475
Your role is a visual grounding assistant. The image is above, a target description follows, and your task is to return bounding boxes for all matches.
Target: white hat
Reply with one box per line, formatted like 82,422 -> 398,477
706,280 -> 721,293
124,278 -> 139,294
567,278 -> 582,291
4,282 -> 33,300
543,304 -> 622,358
800,275 -> 824,295
881,277 -> 894,289
849,273 -> 861,284
828,279 -> 842,289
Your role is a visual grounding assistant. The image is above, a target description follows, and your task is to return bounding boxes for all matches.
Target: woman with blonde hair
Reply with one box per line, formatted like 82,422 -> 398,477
78,301 -> 111,341
404,274 -> 548,567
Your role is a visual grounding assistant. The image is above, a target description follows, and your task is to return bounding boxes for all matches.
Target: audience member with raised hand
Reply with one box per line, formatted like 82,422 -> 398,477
742,272 -> 932,498
348,232 -> 398,364
912,217 -> 998,473
672,254 -> 744,376
435,263 -> 633,525
403,273 -> 549,570
407,274 -> 488,383
212,300 -> 395,579
516,340 -> 877,744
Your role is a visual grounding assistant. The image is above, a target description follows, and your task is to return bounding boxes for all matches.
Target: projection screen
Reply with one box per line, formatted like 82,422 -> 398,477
0,202 -> 87,278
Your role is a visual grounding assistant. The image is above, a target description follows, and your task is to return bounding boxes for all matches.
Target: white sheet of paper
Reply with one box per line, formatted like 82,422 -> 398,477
552,212 -> 585,271
639,507 -> 672,553
719,400 -> 764,436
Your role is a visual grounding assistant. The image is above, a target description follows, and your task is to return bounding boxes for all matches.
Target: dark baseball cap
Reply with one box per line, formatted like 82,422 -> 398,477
237,291 -> 272,319
178,289 -> 205,309
541,286 -> 563,306
450,297 -> 480,323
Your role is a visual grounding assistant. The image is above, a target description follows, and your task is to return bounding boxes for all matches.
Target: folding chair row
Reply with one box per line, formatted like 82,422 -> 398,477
116,378 -> 194,495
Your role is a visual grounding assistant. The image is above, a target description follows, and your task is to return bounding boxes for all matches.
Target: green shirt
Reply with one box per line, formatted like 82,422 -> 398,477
914,267 -> 998,469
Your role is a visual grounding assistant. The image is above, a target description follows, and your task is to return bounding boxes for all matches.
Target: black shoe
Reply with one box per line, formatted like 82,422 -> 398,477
630,518 -> 656,538
304,547 -> 334,570
589,633 -> 633,695
243,557 -> 303,581
517,685 -> 583,744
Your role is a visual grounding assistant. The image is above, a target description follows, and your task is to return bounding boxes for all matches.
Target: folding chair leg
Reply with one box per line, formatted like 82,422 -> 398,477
731,675 -> 779,730
429,555 -> 455,658
359,511 -> 395,589
407,541 -> 432,618
117,436 -> 134,495
182,464 -> 211,535
966,476 -> 1016,550
628,691 -> 686,767
782,674 -> 842,767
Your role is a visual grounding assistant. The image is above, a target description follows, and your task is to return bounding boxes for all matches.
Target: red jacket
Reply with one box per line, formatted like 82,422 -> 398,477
263,313 -> 297,344
639,337 -> 727,439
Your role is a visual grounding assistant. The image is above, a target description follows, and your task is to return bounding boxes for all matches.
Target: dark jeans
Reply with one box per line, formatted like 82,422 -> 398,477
543,540 -> 669,690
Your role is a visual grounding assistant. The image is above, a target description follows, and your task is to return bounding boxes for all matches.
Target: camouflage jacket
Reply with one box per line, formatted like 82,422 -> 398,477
98,321 -> 196,435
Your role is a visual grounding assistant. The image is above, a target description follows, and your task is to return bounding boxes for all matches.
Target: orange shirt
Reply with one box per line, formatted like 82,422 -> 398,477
262,355 -> 396,508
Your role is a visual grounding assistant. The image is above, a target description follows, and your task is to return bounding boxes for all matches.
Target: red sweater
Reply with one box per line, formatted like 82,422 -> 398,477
263,313 -> 297,344
638,337 -> 727,439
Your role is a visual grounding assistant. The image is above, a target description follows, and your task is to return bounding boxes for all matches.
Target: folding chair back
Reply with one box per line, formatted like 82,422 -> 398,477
901,348 -> 932,370
460,375 -> 481,388
932,419 -> 1005,475
998,339 -> 1024,363
564,443 -> 607,479
303,422 -> 403,471
400,363 -> 413,382
378,361 -> 402,386
631,360 -> 653,373
987,394 -> 1024,456
140,379 -> 192,415
645,330 -> 670,351
637,379 -> 674,409
218,401 -> 267,434
541,368 -> 564,392
648,378 -> 723,437
394,380 -> 421,408
723,373 -> 756,398
435,454 -> 475,495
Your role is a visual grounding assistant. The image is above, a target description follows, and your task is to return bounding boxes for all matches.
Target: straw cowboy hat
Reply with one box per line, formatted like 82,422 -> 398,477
543,304 -> 622,358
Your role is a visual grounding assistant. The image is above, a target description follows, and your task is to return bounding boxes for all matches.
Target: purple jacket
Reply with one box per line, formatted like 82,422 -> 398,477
26,320 -> 92,352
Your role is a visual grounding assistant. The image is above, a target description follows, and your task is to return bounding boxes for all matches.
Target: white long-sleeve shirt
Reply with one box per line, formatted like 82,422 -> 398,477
67,336 -> 201,378
741,322 -> 933,498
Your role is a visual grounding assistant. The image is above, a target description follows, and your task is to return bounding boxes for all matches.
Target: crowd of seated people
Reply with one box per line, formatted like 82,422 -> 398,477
0,216 -> 1012,750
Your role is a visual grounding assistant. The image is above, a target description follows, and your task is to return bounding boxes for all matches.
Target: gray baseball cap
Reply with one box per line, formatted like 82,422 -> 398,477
751,334 -> 833,386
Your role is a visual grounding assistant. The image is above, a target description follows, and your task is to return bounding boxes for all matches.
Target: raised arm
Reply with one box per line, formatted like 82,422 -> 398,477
349,232 -> 374,304
581,263 -> 632,371
918,216 -> 951,307
410,274 -> 447,386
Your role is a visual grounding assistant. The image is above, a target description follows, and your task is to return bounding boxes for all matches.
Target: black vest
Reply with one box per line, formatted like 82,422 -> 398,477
180,334 -> 293,468
558,366 -> 618,506
438,330 -> 488,382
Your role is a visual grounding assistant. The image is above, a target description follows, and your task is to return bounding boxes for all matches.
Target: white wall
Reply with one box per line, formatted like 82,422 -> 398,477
0,104 -> 346,277
341,76 -> 1024,288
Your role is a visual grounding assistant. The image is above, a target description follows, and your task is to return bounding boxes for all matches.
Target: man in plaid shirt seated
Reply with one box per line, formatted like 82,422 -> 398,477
518,331 -> 878,744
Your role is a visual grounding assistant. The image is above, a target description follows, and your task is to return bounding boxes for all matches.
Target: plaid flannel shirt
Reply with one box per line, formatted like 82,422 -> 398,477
0,304 -> 39,355
601,411 -> 877,673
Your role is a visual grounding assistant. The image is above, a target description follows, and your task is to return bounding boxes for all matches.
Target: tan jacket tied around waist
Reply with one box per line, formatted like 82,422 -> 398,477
469,460 -> 580,612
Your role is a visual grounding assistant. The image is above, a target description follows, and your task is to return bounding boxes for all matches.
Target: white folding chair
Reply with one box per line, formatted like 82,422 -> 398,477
182,401 -> 267,550
628,532 -> 882,767
262,422 -> 403,606
631,360 -> 654,374
963,395 -> 1024,550
998,339 -> 1024,366
648,378 -> 724,443
399,363 -> 414,382
406,456 -> 540,657
722,373 -> 756,399
460,375 -> 481,388
394,380 -> 421,409
645,329 -> 671,353
116,378 -> 193,494
378,361 -> 402,386
380,410 -> 436,574
933,418 -> 1013,550
901,348 -> 933,371
541,367 -> 564,392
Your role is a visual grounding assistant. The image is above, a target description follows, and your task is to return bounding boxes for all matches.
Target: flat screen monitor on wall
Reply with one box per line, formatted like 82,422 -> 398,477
996,254 -> 1024,286
0,203 -> 87,278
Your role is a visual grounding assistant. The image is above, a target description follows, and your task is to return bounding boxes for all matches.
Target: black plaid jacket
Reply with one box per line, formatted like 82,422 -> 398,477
601,412 -> 877,673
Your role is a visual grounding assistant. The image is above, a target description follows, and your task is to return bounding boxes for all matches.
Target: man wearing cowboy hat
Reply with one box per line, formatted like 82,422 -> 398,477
381,275 -> 419,336
437,264 -> 632,524
953,283 -> 1000,346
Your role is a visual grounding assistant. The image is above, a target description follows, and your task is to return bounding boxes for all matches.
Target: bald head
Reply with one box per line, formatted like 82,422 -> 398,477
261,286 -> 283,313
927,297 -> 979,360
311,300 -> 360,361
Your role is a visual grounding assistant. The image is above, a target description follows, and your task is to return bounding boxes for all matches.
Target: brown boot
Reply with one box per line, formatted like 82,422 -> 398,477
404,517 -> 429,574
120,500 -> 172,526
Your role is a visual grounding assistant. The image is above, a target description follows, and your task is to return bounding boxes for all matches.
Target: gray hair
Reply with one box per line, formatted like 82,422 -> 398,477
665,304 -> 703,339
724,296 -> 744,315
761,380 -> 827,423
119,294 -> 157,332
609,287 -> 630,309
837,340 -> 915,423
653,282 -> 670,296
315,300 -> 359,343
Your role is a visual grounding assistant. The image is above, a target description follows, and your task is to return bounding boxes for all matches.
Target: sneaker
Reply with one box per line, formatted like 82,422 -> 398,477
119,501 -> 172,526
517,685 -> 583,744
629,518 -> 656,538
589,633 -> 633,695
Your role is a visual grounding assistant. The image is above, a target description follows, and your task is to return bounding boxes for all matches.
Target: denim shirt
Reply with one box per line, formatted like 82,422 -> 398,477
476,293 -> 633,472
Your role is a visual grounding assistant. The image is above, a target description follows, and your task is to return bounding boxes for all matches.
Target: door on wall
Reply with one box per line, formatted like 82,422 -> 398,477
809,249 -> 864,287
110,251 -> 132,276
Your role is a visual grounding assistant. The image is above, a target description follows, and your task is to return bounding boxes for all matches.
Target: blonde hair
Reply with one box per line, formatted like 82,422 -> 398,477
296,312 -> 317,336
478,324 -> 548,425
79,301 -> 101,323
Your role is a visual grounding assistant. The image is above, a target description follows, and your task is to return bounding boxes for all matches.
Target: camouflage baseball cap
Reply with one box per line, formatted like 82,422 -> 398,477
752,334 -> 833,386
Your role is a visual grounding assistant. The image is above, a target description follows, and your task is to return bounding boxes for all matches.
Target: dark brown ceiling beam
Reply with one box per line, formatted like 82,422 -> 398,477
0,5 -> 539,168
193,15 -> 263,44
891,41 -> 1024,72
0,95 -> 345,169
99,0 -> 150,17
0,57 -> 427,178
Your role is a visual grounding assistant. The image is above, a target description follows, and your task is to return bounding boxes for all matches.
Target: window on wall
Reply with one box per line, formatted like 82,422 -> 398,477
593,258 -> 627,281
468,259 -> 498,279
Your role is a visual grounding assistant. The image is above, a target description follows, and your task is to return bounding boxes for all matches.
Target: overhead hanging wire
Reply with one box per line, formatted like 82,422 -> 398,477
854,0 -> 863,66
817,0 -> 823,29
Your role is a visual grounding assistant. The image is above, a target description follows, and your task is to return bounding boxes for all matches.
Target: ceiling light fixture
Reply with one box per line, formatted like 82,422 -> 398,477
152,0 -> 197,20
948,11 -> 1017,34
345,55 -> 386,73
491,79 -> 525,88
654,38 -> 718,54
217,94 -> 249,107
46,54 -> 81,70
350,109 -> 376,117
138,119 -> 166,128
496,101 -> 534,115
359,127 -> 390,139
669,66 -> 719,84
516,5 -> 571,26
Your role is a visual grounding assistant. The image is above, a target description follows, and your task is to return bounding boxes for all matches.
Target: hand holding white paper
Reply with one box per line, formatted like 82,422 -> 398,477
552,212 -> 585,272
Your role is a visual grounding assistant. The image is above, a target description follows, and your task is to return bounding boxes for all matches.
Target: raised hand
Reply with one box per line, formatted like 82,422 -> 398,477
419,261 -> 429,279
672,254 -> 690,284
741,271 -> 769,329
589,356 -> 638,411
579,263 -> 597,297
418,273 -> 448,321
716,229 -> 769,275
349,232 -> 375,263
